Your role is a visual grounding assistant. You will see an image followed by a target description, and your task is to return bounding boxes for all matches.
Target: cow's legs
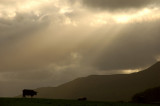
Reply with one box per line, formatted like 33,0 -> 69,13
23,94 -> 26,98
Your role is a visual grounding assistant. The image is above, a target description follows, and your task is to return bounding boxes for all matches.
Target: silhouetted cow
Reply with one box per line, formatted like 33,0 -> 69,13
23,89 -> 37,98
78,97 -> 87,101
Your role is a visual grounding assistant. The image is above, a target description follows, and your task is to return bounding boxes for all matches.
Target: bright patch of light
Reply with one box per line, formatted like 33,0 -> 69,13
138,8 -> 151,15
90,13 -> 111,26
59,7 -> 73,14
19,1 -> 40,11
0,0 -> 60,19
115,15 -> 130,23
17,0 -> 54,12
115,8 -> 160,23
90,8 -> 160,25
122,69 -> 140,74
0,7 -> 16,18
63,17 -> 78,26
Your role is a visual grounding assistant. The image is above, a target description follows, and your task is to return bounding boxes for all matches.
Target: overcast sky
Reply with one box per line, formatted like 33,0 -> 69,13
0,0 -> 160,97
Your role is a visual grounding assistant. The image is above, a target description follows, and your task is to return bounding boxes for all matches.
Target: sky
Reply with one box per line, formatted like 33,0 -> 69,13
0,0 -> 160,97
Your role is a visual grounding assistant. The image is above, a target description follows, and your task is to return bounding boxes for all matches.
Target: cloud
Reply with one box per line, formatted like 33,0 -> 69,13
73,21 -> 160,71
73,0 -> 160,11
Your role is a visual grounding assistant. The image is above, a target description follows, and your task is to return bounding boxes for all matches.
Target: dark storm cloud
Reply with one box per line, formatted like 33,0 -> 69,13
74,0 -> 160,11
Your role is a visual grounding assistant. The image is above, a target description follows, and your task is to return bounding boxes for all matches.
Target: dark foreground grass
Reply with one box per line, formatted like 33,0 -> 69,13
0,98 -> 158,106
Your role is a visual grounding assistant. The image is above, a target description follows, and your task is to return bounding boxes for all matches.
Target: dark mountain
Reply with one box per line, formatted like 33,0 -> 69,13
35,62 -> 160,101
132,86 -> 160,103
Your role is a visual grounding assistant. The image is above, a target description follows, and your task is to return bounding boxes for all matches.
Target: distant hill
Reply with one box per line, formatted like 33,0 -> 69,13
35,62 -> 160,101
132,86 -> 160,103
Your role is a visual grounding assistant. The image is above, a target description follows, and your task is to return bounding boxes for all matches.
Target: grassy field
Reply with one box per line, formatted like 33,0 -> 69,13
0,98 -> 158,106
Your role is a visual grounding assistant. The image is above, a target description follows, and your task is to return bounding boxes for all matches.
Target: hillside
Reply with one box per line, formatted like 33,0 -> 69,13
35,62 -> 160,101
132,86 -> 160,103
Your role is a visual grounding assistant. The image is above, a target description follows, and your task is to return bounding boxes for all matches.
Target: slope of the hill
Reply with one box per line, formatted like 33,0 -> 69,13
132,86 -> 160,103
35,62 -> 160,101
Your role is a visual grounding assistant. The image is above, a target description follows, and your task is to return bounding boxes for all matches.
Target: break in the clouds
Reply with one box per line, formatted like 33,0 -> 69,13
1,0 -> 160,97
77,0 -> 160,11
